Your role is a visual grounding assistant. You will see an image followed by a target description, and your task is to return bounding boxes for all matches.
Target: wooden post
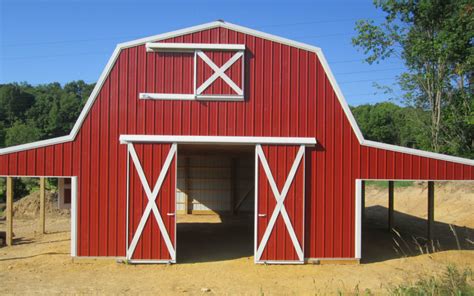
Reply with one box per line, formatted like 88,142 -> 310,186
428,181 -> 435,241
39,177 -> 46,234
6,177 -> 13,246
230,157 -> 237,215
388,181 -> 394,231
184,157 -> 191,215
361,181 -> 366,222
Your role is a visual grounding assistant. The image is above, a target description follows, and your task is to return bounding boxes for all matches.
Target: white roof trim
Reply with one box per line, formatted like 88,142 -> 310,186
0,21 -> 472,167
0,135 -> 71,155
119,135 -> 317,146
363,140 -> 474,165
146,42 -> 245,52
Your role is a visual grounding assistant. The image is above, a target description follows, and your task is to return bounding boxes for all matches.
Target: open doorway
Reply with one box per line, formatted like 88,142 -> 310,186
176,144 -> 255,263
361,180 -> 474,263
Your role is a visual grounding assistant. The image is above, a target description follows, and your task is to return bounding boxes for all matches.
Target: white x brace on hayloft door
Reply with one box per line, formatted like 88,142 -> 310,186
126,143 -> 177,263
255,144 -> 306,264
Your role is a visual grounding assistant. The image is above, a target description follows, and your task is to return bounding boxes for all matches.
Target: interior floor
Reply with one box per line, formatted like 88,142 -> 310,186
176,214 -> 254,263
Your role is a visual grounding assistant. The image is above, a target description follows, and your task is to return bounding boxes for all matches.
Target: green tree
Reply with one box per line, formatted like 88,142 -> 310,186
5,121 -> 41,147
0,84 -> 35,125
352,0 -> 473,155
351,102 -> 431,149
0,121 -> 5,147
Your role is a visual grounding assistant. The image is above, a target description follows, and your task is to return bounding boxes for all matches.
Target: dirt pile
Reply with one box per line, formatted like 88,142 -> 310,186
12,191 -> 69,218
365,181 -> 474,228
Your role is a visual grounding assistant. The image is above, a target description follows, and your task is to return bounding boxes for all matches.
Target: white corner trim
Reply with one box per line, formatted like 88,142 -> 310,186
362,140 -> 474,166
146,42 -> 245,52
355,179 -> 362,259
70,176 -> 78,257
0,20 -> 472,168
119,135 -> 317,146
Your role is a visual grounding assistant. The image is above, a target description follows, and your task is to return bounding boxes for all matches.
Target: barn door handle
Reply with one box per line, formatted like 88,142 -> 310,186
167,213 -> 175,216
258,214 -> 267,217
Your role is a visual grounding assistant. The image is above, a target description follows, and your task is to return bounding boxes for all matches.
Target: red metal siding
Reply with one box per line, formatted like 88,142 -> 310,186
0,26 -> 472,260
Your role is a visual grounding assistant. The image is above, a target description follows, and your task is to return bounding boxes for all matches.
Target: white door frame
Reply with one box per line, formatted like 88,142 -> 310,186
126,143 -> 177,263
254,144 -> 306,264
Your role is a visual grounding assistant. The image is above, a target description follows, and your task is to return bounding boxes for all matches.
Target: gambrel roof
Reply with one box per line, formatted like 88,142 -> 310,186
0,21 -> 472,166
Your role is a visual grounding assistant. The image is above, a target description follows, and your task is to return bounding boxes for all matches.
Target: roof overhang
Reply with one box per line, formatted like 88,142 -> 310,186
0,21 -> 473,167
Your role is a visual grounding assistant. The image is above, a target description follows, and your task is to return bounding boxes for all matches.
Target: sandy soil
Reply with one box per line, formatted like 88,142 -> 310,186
0,182 -> 473,295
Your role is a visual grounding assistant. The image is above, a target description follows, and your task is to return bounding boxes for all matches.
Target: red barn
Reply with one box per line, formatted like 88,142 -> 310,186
1,21 -> 473,264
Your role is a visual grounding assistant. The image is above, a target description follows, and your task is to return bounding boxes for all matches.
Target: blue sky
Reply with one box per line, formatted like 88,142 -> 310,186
0,0 -> 404,106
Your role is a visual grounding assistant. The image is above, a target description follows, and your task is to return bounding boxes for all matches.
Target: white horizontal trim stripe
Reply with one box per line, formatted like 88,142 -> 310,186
146,42 -> 245,52
140,93 -> 196,100
196,95 -> 244,101
0,20 -> 471,168
119,135 -> 317,146
139,93 -> 245,101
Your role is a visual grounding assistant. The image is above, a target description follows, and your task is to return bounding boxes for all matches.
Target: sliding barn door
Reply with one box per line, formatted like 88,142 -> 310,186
255,145 -> 305,264
126,143 -> 177,263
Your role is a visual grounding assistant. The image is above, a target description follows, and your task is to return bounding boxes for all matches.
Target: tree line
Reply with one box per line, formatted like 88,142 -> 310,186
0,81 -> 94,201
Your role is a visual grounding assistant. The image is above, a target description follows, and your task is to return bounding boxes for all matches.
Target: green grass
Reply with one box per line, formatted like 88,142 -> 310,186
365,180 -> 415,189
388,265 -> 473,296
339,265 -> 473,295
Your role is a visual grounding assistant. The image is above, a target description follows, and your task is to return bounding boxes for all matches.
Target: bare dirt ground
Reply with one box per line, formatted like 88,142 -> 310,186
0,182 -> 473,295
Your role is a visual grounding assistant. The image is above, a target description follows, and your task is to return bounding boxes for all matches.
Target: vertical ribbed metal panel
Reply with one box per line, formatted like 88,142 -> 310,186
0,26 -> 473,260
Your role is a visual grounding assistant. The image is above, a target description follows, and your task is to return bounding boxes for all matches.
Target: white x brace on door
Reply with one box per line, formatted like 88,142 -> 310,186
255,144 -> 305,263
126,143 -> 177,263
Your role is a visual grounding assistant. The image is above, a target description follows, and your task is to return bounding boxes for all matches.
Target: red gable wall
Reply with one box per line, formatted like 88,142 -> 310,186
0,26 -> 472,259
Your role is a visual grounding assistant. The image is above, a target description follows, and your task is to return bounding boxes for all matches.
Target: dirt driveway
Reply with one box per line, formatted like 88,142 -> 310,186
1,182 -> 473,295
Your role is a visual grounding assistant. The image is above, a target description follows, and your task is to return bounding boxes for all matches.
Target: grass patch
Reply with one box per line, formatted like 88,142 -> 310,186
388,265 -> 473,296
365,180 -> 414,189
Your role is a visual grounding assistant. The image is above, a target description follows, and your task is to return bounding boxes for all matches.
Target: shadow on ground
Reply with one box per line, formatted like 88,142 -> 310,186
362,205 -> 474,263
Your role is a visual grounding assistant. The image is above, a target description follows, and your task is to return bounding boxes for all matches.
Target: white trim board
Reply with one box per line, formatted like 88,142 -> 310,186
71,177 -> 78,257
146,43 -> 245,52
119,135 -> 317,146
0,21 -> 472,167
355,179 -> 362,259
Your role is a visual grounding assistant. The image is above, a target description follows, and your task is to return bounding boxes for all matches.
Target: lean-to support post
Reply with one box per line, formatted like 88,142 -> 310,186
388,181 -> 394,232
39,177 -> 46,234
6,177 -> 13,246
428,181 -> 435,241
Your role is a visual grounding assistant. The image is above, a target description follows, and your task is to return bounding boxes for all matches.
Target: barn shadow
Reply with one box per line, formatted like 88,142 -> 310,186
362,205 -> 474,263
176,214 -> 253,263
